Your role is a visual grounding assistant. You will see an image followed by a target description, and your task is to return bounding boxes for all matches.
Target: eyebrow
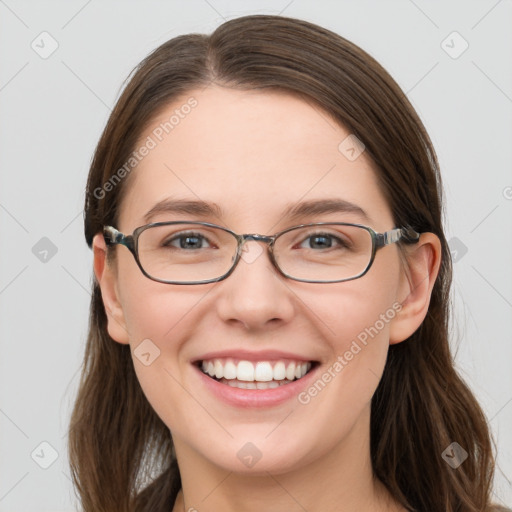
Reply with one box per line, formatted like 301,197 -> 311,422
143,198 -> 223,224
282,198 -> 371,223
143,197 -> 371,225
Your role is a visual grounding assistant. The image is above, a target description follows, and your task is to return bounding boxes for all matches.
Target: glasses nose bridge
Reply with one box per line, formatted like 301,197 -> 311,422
240,233 -> 274,246
235,233 -> 277,264
237,233 -> 277,255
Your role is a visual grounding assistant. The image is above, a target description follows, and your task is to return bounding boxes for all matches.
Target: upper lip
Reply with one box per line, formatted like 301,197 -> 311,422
192,349 -> 317,364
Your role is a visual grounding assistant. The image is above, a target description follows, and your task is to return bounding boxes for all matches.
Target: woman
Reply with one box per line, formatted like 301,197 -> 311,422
69,14 -> 507,512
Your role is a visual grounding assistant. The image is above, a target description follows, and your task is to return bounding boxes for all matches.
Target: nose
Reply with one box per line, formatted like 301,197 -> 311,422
214,240 -> 295,331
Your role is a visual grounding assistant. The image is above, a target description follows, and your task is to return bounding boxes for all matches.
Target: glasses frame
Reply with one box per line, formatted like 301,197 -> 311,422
103,221 -> 421,285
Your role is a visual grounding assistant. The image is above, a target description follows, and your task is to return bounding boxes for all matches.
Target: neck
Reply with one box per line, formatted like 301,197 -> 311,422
171,407 -> 402,512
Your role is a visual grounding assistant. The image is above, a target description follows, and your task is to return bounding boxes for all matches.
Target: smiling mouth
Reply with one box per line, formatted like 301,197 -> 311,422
196,358 -> 318,390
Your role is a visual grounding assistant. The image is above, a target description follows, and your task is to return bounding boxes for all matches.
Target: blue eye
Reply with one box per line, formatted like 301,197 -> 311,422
304,235 -> 332,249
300,233 -> 347,250
164,232 -> 210,249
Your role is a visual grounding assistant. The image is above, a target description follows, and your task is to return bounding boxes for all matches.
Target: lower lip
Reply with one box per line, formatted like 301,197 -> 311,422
193,363 -> 319,408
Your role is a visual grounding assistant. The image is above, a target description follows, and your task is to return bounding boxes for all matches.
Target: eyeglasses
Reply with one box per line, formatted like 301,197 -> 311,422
103,221 -> 420,285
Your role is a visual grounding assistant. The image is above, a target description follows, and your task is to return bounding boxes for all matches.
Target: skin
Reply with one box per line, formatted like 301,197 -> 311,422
93,86 -> 441,512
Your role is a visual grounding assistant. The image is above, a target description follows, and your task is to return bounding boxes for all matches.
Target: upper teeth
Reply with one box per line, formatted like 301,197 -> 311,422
201,358 -> 312,382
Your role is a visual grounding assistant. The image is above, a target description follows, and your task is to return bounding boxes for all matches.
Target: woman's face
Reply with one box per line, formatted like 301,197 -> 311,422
99,86 -> 412,475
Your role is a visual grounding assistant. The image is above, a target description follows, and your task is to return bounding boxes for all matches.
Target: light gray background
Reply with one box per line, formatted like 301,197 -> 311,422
0,1 -> 511,510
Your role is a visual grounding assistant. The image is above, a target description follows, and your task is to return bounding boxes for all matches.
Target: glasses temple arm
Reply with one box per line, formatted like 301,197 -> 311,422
376,226 -> 421,247
103,226 -> 136,251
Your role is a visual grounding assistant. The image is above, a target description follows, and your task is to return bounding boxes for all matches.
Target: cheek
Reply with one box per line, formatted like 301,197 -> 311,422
296,257 -> 401,408
116,277 -> 215,426
122,287 -> 204,436
117,260 -> 204,343
298,265 -> 401,355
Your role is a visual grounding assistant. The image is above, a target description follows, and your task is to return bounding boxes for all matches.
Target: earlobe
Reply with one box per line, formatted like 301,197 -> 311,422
388,233 -> 442,345
92,233 -> 130,345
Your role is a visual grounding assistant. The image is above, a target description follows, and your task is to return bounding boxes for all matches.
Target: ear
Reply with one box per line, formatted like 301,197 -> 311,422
389,232 -> 442,345
92,233 -> 130,344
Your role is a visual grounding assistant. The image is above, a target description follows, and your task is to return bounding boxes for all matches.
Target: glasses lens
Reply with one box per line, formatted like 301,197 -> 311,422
137,224 -> 237,283
273,224 -> 373,282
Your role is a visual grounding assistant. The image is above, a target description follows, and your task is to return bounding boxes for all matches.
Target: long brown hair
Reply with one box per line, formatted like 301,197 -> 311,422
69,14 -> 505,512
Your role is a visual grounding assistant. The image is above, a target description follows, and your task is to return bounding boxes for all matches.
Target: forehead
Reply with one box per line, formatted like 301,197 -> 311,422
119,86 -> 391,231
